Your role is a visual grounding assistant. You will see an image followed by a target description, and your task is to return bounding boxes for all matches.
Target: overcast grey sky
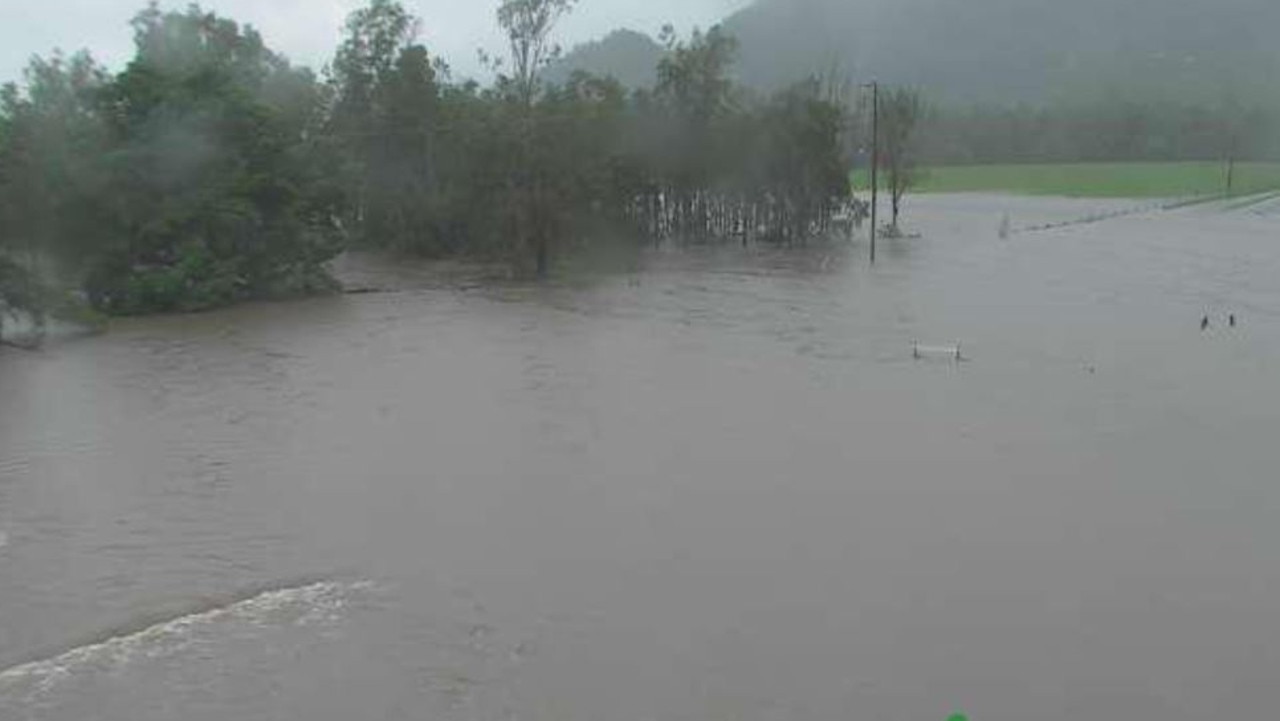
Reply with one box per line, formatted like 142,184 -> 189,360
1,0 -> 749,85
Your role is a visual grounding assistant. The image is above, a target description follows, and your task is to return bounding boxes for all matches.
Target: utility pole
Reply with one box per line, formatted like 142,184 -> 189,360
1223,121 -> 1238,198
868,81 -> 879,264
1226,138 -> 1236,197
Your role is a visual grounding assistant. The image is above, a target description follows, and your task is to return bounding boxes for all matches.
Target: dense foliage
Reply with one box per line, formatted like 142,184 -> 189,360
0,1 -> 869,318
0,5 -> 340,319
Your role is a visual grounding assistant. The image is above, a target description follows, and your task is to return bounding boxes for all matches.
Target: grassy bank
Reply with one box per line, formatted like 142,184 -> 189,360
854,161 -> 1280,198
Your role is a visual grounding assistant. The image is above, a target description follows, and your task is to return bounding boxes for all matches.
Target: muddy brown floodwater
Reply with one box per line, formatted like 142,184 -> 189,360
2,194 -> 1279,721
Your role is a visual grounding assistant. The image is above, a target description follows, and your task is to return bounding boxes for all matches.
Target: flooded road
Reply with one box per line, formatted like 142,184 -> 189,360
2,194 -> 1279,721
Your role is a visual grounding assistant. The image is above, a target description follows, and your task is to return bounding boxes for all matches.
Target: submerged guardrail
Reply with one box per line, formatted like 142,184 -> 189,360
913,341 -> 964,361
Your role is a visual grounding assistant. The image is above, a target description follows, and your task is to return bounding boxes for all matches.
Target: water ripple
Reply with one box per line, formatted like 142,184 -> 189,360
0,579 -> 375,703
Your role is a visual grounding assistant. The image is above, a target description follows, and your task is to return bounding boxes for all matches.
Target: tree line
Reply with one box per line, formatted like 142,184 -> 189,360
918,100 -> 1279,166
1,0 -> 866,323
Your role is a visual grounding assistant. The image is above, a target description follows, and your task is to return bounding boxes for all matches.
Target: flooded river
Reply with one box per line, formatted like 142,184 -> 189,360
2,194 -> 1279,721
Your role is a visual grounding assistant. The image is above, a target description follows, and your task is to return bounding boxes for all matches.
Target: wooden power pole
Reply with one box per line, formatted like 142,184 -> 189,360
869,81 -> 879,264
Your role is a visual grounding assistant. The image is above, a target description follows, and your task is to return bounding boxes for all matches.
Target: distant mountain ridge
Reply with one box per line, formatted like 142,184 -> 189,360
550,0 -> 1280,105
543,29 -> 663,89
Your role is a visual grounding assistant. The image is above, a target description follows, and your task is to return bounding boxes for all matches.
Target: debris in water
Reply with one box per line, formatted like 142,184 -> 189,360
1201,315 -> 1210,331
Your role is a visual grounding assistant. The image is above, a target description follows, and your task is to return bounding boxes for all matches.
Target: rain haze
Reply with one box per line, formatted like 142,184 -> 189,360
0,0 -> 750,83
3,2 -> 1280,721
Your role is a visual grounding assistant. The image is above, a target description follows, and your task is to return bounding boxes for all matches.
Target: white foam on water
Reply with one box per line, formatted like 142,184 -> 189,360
0,579 -> 374,702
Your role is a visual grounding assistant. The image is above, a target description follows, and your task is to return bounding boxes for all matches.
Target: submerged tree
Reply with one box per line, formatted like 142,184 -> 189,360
620,26 -> 849,246
760,79 -> 851,241
1,84 -> 33,332
328,0 -> 451,252
0,53 -> 108,267
648,25 -> 740,241
81,4 -> 341,313
880,86 -> 925,232
0,4 -> 344,315
497,0 -> 579,276
0,52 -> 109,332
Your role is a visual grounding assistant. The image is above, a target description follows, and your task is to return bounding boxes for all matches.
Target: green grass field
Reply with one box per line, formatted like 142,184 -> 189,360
853,161 -> 1280,198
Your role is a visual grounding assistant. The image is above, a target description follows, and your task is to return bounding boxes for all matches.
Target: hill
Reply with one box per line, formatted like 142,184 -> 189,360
551,0 -> 1280,105
543,29 -> 664,89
